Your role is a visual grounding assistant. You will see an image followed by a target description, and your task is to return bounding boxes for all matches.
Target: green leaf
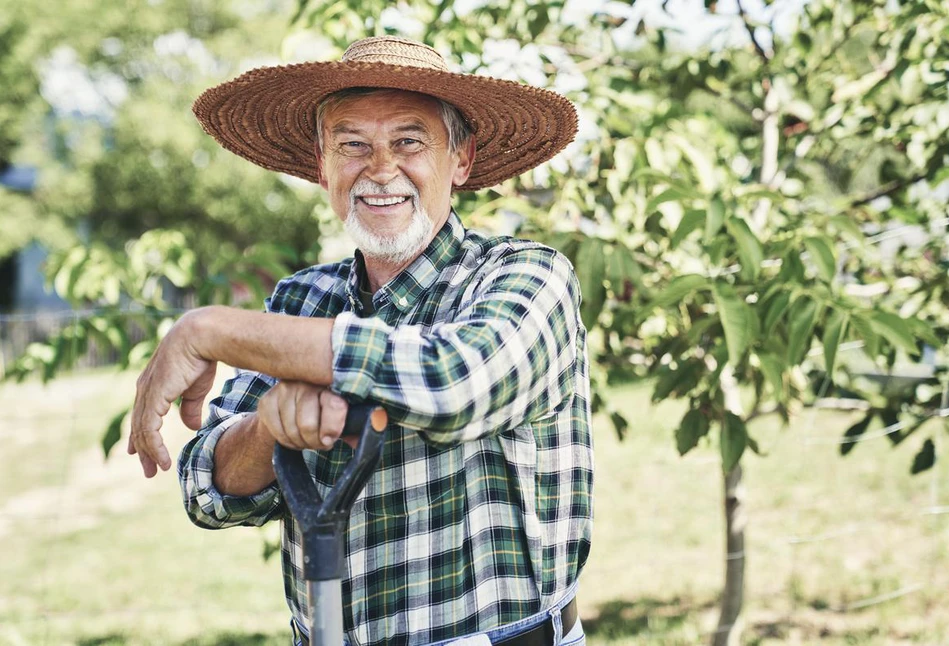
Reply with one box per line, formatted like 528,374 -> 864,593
725,218 -> 764,281
822,309 -> 849,374
787,296 -> 818,364
647,274 -> 711,312
869,311 -> 920,356
686,315 -> 719,343
706,196 -> 725,238
779,250 -> 806,283
850,315 -> 881,358
758,352 -> 786,401
610,411 -> 629,441
676,408 -> 710,456
646,187 -> 687,214
101,408 -> 129,459
546,232 -> 581,259
803,236 -> 837,283
128,340 -> 157,367
528,4 -> 550,37
671,209 -> 705,249
763,291 -> 791,336
721,412 -> 747,472
905,318 -> 941,347
910,438 -> 935,475
746,433 -> 764,456
576,237 -> 607,329
712,282 -> 752,365
881,409 -> 904,445
840,411 -> 875,456
606,244 -> 642,286
652,359 -> 703,402
829,215 -> 865,242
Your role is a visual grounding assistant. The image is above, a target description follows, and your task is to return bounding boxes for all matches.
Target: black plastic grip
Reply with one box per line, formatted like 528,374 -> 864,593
273,402 -> 388,581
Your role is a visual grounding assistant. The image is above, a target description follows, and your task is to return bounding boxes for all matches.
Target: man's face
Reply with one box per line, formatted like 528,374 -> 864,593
317,90 -> 475,264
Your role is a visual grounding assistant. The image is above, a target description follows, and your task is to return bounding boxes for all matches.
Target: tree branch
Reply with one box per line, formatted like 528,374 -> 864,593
736,0 -> 771,63
848,172 -> 930,208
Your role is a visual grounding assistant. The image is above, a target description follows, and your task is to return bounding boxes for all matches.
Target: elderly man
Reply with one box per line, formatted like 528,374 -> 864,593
129,36 -> 593,646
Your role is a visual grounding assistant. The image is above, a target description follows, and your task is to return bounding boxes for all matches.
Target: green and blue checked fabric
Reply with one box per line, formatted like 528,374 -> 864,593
178,212 -> 594,646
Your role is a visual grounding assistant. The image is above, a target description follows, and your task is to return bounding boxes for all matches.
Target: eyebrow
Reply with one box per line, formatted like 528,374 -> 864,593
329,120 -> 432,138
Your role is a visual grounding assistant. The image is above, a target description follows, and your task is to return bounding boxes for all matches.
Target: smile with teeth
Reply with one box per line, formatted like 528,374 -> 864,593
360,196 -> 410,206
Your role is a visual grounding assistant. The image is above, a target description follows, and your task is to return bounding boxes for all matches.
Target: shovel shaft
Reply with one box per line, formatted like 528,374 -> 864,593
308,579 -> 344,646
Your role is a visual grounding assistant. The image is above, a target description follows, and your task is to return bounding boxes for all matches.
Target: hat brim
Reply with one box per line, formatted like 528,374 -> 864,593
192,60 -> 578,191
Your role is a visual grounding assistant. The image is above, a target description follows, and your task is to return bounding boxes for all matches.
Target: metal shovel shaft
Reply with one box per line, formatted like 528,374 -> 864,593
308,579 -> 343,645
273,402 -> 388,646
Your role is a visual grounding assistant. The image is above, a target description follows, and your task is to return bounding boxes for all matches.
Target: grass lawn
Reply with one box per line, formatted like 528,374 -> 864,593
1,369 -> 947,645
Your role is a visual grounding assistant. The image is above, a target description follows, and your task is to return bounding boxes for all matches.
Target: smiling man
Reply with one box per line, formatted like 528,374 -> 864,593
129,36 -> 593,646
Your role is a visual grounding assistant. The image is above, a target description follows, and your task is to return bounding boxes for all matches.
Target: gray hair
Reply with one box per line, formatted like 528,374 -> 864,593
314,87 -> 474,154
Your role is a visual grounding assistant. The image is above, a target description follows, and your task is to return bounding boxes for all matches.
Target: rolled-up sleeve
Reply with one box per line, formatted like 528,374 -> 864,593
177,369 -> 283,529
331,247 -> 582,446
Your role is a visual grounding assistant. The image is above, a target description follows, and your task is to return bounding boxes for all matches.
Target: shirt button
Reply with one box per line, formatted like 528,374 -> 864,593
399,296 -> 408,307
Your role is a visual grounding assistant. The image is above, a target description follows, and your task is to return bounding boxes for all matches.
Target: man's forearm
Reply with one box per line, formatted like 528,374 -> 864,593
188,305 -> 336,386
212,413 -> 277,496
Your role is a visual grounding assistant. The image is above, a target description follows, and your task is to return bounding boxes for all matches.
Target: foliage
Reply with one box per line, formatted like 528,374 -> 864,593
0,5 -> 38,167
5,0 -> 945,469
5,0 -> 328,260
287,0 -> 948,475
2,0 -> 328,430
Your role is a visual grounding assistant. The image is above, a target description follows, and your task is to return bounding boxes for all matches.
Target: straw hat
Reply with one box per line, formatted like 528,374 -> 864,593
192,36 -> 578,191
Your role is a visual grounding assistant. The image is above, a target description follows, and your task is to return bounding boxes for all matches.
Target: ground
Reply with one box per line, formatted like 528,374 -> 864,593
1,369 -> 947,645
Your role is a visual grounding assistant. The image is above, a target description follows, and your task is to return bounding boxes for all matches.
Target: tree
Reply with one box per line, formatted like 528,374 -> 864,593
287,1 -> 947,642
9,0 -> 948,643
4,0 -> 328,378
0,3 -> 43,290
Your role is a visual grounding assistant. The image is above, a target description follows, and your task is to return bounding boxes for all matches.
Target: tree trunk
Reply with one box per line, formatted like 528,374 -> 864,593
712,464 -> 746,646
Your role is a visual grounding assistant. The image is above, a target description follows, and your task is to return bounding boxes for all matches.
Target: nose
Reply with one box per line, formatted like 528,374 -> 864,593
365,146 -> 399,185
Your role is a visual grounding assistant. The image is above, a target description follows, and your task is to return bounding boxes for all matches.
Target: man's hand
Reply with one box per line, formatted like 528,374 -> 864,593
129,311 -> 217,478
258,381 -> 352,450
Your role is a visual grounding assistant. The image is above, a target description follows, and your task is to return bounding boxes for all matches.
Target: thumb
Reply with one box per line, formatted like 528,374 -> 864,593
179,395 -> 206,430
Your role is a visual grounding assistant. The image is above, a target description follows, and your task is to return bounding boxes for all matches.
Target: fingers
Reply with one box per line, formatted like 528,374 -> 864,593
258,385 -> 294,449
131,374 -> 174,476
258,382 -> 348,451
276,385 -> 304,449
128,320 -> 217,477
296,387 -> 324,448
318,390 -> 348,447
138,451 -> 158,479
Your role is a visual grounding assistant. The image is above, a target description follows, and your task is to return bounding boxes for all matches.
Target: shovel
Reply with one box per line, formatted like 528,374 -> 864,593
273,402 -> 388,646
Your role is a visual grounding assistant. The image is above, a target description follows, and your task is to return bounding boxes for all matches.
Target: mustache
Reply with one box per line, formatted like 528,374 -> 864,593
350,177 -> 419,201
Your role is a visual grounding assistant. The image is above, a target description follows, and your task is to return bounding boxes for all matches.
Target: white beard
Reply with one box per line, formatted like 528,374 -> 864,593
345,177 -> 434,266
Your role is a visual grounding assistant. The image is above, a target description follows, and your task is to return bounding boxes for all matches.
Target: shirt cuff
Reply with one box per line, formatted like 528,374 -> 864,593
331,310 -> 391,401
186,412 -> 281,524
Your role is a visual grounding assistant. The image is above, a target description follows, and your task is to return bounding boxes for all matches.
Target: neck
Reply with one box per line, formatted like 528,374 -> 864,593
362,254 -> 418,293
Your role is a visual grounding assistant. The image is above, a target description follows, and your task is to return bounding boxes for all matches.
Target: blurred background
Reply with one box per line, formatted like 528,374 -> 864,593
1,0 -> 948,644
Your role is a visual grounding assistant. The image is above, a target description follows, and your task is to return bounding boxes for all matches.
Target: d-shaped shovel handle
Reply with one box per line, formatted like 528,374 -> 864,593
272,402 -> 388,581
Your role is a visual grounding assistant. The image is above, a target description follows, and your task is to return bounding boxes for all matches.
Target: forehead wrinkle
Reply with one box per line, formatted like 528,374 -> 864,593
328,118 -> 436,139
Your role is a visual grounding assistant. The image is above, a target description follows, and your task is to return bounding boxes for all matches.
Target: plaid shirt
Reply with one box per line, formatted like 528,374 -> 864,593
178,212 -> 593,645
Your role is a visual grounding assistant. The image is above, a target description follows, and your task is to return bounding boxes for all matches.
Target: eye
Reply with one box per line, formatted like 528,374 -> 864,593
337,141 -> 369,156
398,138 -> 424,151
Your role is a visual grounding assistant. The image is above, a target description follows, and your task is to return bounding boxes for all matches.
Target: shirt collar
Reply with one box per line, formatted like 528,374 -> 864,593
346,211 -> 465,314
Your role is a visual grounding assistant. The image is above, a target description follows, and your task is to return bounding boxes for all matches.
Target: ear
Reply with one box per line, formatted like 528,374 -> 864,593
451,137 -> 477,187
